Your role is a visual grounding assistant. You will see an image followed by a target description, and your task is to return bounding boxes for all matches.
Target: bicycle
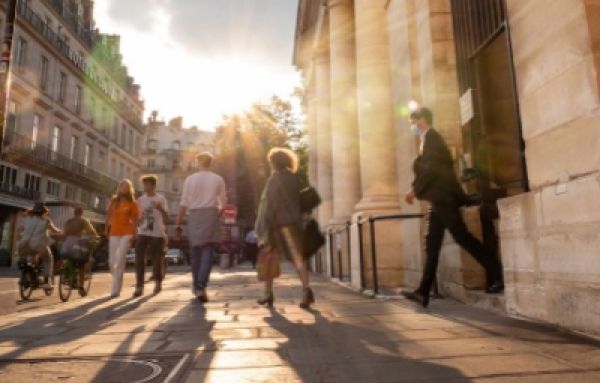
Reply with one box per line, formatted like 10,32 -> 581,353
18,251 -> 54,300
58,238 -> 96,302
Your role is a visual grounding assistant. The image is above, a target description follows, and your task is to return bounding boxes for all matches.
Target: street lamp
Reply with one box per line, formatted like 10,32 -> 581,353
0,0 -> 18,157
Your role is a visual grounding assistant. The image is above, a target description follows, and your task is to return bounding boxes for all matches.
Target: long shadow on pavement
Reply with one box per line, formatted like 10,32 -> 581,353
89,285 -> 217,382
411,299 -> 600,347
265,308 -> 471,382
0,295 -> 153,360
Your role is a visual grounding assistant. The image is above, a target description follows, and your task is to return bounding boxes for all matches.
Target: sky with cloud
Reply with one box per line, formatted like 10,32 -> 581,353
94,0 -> 301,130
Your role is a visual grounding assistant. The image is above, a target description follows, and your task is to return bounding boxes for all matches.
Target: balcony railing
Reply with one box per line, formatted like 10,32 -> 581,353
46,0 -> 95,47
0,182 -> 40,201
3,130 -> 118,194
18,1 -> 82,68
17,0 -> 143,108
141,165 -> 172,173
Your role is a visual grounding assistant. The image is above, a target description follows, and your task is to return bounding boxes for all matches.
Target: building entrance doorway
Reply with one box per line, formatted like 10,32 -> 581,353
451,0 -> 527,273
471,28 -> 527,200
451,0 -> 527,199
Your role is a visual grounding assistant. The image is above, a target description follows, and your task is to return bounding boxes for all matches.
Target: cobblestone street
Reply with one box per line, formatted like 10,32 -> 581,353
0,264 -> 598,382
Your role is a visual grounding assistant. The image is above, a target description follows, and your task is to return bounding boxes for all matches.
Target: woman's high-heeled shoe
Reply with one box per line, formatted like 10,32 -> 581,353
299,287 -> 315,309
257,292 -> 274,308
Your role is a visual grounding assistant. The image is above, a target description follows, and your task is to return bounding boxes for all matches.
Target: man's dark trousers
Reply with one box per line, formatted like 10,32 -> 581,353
135,235 -> 165,289
418,203 -> 502,296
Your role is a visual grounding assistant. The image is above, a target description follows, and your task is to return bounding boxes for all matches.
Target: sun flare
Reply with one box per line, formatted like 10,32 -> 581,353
94,1 -> 300,130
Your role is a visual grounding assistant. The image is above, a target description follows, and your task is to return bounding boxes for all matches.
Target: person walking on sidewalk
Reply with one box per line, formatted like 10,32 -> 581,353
403,107 -> 504,308
255,148 -> 315,309
133,175 -> 169,297
106,179 -> 139,298
175,152 -> 226,303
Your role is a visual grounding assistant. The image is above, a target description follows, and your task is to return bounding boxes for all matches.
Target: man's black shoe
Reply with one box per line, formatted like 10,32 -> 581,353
401,289 -> 430,308
486,281 -> 505,294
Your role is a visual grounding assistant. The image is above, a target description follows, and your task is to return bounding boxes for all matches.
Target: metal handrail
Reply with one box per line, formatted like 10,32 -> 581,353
358,213 -> 424,225
358,213 -> 425,296
327,224 -> 347,235
327,222 -> 351,281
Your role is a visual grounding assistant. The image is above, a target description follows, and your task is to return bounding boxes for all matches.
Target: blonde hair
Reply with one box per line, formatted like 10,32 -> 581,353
111,178 -> 136,207
196,152 -> 214,168
268,147 -> 298,174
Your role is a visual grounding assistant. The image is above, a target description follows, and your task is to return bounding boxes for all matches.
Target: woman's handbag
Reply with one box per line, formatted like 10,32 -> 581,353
300,186 -> 321,213
256,246 -> 281,281
63,238 -> 91,264
302,219 -> 325,259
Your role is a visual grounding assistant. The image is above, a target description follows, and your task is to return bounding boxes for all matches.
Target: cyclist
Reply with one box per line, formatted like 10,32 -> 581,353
17,202 -> 61,289
60,207 -> 98,291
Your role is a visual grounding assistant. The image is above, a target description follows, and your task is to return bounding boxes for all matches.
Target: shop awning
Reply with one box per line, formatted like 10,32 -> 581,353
0,193 -> 34,210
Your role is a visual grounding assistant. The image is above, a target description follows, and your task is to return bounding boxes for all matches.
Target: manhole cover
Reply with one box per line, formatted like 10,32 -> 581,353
0,355 -> 184,383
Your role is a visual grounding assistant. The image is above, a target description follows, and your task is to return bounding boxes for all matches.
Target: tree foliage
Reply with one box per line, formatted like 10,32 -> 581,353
213,95 -> 307,227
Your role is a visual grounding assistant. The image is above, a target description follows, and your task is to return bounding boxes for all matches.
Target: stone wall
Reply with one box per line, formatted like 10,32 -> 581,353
386,0 -> 487,298
499,0 -> 600,334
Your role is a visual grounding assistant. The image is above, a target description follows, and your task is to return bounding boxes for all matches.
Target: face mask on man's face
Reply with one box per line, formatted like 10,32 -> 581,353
410,124 -> 421,137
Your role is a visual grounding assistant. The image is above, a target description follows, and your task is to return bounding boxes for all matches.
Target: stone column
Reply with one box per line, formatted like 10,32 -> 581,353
305,80 -> 322,273
354,0 -> 400,212
314,53 -> 333,226
306,82 -> 318,188
328,0 -> 361,224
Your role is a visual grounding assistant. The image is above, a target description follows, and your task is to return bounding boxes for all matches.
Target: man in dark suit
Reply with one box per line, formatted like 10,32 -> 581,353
402,107 -> 504,308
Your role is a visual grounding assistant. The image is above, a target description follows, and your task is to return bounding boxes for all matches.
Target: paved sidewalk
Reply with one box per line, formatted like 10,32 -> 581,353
0,264 -> 599,382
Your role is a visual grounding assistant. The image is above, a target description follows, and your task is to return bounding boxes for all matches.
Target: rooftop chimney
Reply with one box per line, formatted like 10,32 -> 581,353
83,0 -> 94,30
169,117 -> 183,129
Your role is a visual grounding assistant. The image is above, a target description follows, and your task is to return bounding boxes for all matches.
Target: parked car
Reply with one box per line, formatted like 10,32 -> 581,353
126,249 -> 136,266
92,236 -> 109,271
165,248 -> 184,265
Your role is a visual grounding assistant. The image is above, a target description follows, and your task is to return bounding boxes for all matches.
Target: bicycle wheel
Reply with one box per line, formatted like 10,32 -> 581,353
78,261 -> 93,297
58,263 -> 73,302
19,269 -> 34,301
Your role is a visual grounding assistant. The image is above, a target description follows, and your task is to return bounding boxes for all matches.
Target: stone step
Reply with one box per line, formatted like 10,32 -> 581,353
462,289 -> 507,315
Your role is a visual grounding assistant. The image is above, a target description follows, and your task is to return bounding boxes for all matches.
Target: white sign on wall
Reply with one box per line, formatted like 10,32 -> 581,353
460,88 -> 474,126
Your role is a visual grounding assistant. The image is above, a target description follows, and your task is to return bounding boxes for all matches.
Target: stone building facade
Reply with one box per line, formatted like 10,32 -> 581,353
141,112 -> 215,235
294,0 -> 600,335
0,0 -> 145,265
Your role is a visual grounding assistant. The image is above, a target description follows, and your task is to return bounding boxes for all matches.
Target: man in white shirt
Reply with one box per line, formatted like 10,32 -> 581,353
175,152 -> 226,303
134,175 -> 169,297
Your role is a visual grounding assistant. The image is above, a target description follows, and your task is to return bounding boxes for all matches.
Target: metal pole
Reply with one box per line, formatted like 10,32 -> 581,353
357,217 -> 365,290
329,230 -> 334,278
337,230 -> 342,280
369,217 -> 379,296
346,220 -> 351,282
0,0 -> 18,157
337,248 -> 342,280
317,250 -> 321,273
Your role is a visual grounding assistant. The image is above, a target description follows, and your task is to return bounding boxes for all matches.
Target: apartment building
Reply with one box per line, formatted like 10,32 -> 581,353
141,112 -> 215,235
0,0 -> 145,266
